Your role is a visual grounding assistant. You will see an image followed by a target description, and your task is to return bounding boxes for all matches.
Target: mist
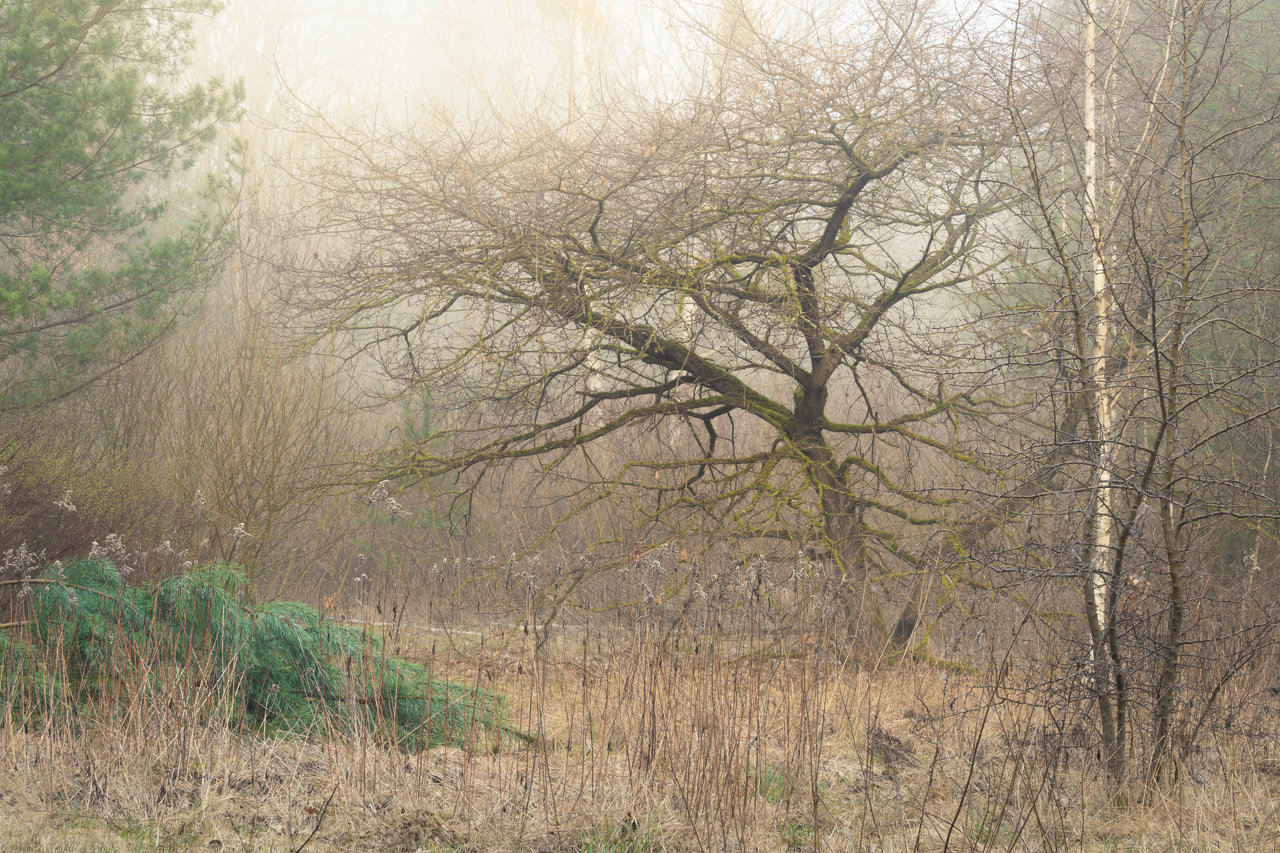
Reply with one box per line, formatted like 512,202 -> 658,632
3,0 -> 1280,848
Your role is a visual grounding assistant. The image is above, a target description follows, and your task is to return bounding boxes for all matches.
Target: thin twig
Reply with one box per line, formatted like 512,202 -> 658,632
292,784 -> 338,853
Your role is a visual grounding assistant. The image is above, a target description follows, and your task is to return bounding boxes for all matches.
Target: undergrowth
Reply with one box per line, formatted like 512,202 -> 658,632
1,559 -> 512,750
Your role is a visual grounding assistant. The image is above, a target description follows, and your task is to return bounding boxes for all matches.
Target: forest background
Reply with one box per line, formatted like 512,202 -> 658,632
3,0 -> 1280,849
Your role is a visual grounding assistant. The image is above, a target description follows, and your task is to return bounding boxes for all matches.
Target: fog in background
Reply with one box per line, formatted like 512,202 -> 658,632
190,0 -> 688,133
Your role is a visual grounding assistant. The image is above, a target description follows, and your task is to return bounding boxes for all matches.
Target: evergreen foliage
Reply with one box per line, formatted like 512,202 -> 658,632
0,0 -> 242,409
1,560 -> 511,750
0,629 -> 61,715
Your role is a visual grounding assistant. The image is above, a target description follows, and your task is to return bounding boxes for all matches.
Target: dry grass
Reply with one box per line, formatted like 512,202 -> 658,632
3,560 -> 1280,853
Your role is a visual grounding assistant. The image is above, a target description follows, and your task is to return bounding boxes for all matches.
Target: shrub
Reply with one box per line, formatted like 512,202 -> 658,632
5,559 -> 513,750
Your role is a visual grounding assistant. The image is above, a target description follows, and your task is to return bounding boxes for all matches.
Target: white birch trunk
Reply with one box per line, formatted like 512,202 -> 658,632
1084,0 -> 1115,635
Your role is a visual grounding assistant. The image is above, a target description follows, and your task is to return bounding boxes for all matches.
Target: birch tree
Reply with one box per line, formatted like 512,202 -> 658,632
1002,0 -> 1280,790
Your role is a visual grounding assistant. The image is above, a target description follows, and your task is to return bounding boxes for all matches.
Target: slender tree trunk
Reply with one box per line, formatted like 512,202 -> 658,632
1084,0 -> 1126,793
1085,0 -> 1113,636
1150,18 -> 1194,782
1151,497 -> 1184,781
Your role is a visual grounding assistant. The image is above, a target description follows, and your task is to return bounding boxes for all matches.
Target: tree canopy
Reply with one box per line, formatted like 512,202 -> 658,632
294,1 -> 1014,575
0,0 -> 241,409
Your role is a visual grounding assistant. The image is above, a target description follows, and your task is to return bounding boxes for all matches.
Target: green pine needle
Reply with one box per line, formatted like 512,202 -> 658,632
1,560 -> 516,751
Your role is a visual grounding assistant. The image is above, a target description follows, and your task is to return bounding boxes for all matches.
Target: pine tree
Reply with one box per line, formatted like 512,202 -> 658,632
0,0 -> 241,409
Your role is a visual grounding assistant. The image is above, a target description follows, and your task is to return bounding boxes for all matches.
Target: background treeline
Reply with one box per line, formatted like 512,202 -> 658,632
2,0 -> 1280,810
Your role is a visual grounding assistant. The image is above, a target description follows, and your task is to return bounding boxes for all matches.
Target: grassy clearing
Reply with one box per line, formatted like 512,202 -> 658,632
2,556 -> 1279,851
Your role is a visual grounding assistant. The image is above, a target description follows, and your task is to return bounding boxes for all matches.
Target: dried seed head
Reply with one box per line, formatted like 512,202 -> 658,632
2,543 -> 44,578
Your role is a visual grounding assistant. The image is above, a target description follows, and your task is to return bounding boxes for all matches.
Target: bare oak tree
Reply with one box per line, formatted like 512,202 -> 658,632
291,1 -> 1013,623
